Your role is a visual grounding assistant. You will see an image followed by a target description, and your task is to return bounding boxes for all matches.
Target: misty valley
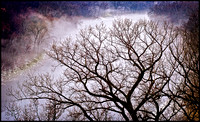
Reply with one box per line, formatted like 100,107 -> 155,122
1,1 -> 199,121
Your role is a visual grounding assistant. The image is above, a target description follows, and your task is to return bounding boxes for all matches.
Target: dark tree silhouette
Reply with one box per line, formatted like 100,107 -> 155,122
7,19 -> 193,121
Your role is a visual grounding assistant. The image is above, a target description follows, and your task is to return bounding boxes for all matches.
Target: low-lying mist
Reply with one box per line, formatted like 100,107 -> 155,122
1,4 -> 151,73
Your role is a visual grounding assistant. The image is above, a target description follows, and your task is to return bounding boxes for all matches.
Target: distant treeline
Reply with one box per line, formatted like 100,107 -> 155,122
1,1 -> 154,71
1,1 -> 198,71
0,1 -> 154,39
1,1 -> 199,40
149,1 -> 199,23
1,1 -> 154,17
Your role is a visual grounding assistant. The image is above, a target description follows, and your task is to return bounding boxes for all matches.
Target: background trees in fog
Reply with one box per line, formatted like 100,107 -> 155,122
149,1 -> 199,24
1,11 -> 49,72
1,1 -> 153,72
7,19 -> 197,121
23,15 -> 48,51
1,1 -> 198,72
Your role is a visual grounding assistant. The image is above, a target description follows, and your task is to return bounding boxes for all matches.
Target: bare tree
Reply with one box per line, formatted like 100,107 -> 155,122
7,19 -> 183,121
167,22 -> 199,121
6,74 -> 64,121
23,15 -> 48,52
